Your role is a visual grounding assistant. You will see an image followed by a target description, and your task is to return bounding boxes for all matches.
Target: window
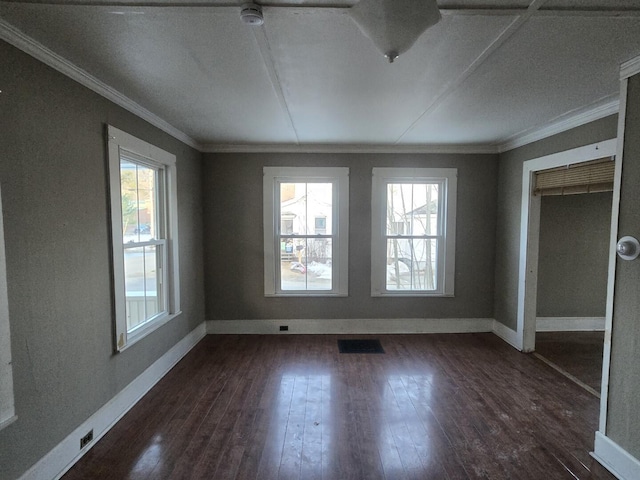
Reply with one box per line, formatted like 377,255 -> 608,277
314,216 -> 327,234
371,168 -> 457,296
0,185 -> 16,430
263,167 -> 349,296
108,126 -> 180,350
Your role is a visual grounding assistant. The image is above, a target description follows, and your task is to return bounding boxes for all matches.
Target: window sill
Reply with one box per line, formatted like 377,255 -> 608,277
371,292 -> 455,298
0,414 -> 17,432
117,310 -> 183,352
265,293 -> 348,298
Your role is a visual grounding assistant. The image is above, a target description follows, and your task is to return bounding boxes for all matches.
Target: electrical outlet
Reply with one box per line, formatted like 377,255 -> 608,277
279,325 -> 289,331
80,429 -> 93,449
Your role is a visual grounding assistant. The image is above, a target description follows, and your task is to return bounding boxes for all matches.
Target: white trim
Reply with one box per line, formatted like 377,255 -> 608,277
201,143 -> 499,154
263,167 -> 349,297
0,19 -> 200,151
1,16 -> 622,158
107,126 -> 181,351
536,317 -> 606,331
600,79 -> 628,433
0,184 -> 15,431
592,431 -> 640,480
620,54 -> 640,80
491,320 -> 522,350
108,126 -> 176,166
206,318 -> 494,335
0,15 -> 626,158
18,322 -> 206,480
498,99 -> 620,153
0,415 -> 17,431
517,139 -> 618,353
371,167 -> 457,297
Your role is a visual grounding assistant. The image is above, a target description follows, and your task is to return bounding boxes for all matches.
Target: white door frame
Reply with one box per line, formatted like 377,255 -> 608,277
516,138 -> 618,353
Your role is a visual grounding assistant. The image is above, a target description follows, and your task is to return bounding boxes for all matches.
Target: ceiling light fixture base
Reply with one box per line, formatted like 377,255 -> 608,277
385,52 -> 399,63
240,3 -> 264,26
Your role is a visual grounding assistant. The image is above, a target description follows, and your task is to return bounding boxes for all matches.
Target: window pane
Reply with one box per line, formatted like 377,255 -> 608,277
306,183 -> 332,235
144,245 -> 160,319
121,160 -> 157,244
386,183 -> 439,236
314,216 -> 327,234
280,182 -> 332,236
386,238 -> 437,291
123,245 -> 162,331
280,182 -> 306,235
280,238 -> 332,291
411,183 -> 439,236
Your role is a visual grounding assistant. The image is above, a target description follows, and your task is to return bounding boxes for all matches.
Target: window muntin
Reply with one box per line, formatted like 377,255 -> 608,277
264,167 -> 348,296
372,168 -> 456,296
108,126 -> 180,351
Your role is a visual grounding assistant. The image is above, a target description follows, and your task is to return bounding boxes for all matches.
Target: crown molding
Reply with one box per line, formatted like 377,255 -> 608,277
2,17 -> 626,158
497,98 -> 620,153
621,54 -> 640,80
200,142 -> 500,155
0,19 -> 201,151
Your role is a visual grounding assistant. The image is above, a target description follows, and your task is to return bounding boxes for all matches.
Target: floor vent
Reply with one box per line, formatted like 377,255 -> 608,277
337,339 -> 385,354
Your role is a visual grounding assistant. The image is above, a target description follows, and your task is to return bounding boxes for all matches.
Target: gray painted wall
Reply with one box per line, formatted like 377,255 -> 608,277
202,152 -> 498,321
494,116 -> 618,330
607,73 -> 640,458
536,192 -> 612,317
0,41 -> 205,480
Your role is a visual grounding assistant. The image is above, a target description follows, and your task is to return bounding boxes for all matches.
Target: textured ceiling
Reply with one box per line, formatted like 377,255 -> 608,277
1,0 -> 639,151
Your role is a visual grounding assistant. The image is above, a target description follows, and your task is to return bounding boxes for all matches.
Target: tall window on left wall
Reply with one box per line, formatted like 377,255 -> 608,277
0,184 -> 16,430
107,126 -> 180,351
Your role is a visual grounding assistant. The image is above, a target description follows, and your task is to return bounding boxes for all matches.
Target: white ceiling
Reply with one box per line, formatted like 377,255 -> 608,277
1,0 -> 640,152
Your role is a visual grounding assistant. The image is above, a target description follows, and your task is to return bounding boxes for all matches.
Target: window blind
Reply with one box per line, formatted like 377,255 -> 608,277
534,157 -> 615,196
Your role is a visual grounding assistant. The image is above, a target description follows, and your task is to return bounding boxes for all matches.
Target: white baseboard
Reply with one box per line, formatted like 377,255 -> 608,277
19,322 -> 207,480
206,318 -> 494,335
592,431 -> 640,480
536,317 -> 606,332
491,320 -> 522,351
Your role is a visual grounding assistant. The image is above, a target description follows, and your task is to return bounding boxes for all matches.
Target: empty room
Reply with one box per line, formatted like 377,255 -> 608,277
2,1 -> 640,479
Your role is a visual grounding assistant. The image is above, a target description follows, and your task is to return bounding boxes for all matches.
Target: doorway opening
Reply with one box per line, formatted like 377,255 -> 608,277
533,160 -> 614,396
516,139 -> 618,397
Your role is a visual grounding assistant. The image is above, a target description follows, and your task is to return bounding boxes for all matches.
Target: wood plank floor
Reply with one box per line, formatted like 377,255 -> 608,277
63,334 -> 616,480
535,332 -> 604,394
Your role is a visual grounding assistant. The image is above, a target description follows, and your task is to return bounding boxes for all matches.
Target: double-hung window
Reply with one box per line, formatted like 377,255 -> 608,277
0,184 -> 16,430
108,126 -> 180,350
263,167 -> 349,296
371,168 -> 457,296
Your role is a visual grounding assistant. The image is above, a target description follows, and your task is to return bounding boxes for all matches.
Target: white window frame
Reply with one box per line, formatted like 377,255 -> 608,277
371,167 -> 457,297
263,167 -> 349,296
108,126 -> 181,351
0,185 -> 16,430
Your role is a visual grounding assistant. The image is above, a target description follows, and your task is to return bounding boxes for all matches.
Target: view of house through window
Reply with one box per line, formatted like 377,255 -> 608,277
372,168 -> 457,296
120,158 -> 166,330
279,182 -> 333,291
385,182 -> 440,290
263,167 -> 349,297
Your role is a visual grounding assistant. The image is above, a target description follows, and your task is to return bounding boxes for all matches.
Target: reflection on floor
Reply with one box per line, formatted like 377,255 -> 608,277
535,331 -> 605,396
63,333 -> 616,480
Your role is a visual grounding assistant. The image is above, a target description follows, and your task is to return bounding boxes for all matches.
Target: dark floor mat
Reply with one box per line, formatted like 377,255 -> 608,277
338,339 -> 385,354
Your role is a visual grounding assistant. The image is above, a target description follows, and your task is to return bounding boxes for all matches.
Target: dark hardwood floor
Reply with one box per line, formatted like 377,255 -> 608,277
63,334 -> 616,480
535,332 -> 605,394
